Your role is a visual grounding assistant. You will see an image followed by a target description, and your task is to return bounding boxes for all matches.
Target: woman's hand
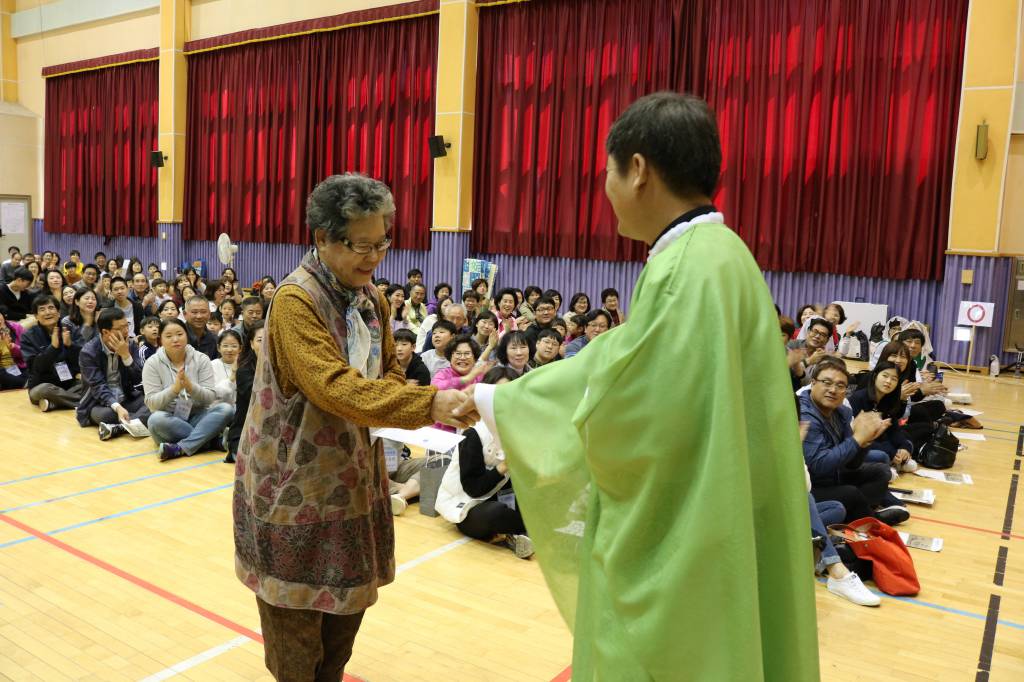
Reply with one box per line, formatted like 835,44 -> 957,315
496,460 -> 509,475
900,381 -> 920,400
893,449 -> 911,467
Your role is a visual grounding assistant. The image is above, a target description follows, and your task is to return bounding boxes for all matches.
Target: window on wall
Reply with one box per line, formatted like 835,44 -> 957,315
182,14 -> 437,250
44,60 -> 159,237
472,0 -> 967,280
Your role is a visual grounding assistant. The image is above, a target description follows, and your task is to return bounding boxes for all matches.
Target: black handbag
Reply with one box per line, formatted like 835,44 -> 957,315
916,423 -> 959,469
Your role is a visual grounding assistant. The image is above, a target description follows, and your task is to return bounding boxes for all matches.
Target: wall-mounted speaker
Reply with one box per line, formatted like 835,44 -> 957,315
427,135 -> 451,159
150,151 -> 166,168
975,122 -> 989,160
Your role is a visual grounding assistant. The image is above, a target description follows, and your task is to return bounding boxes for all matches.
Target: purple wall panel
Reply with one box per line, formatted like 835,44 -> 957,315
29,222 -> 1016,368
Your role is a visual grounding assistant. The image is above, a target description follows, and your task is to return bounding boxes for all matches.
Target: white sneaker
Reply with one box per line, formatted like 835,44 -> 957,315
827,572 -> 881,607
900,458 -> 919,473
504,534 -> 534,559
390,495 -> 408,516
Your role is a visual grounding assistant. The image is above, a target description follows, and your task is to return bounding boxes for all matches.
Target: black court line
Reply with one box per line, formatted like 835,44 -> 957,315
1002,474 -> 1019,540
993,546 -> 1008,587
976,594 -> 1001,681
1017,425 -> 1023,457
1015,460 -> 1021,472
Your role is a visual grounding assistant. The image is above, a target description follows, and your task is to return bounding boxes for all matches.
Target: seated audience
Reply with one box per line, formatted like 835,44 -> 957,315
542,289 -> 562,314
529,329 -> 563,369
59,285 -> 76,318
74,263 -> 101,294
211,329 -> 243,410
405,283 -> 429,340
393,328 -> 431,387
809,491 -> 879,606
517,285 -> 543,327
0,268 -> 35,323
565,309 -> 612,358
137,316 -> 161,362
0,249 -> 22,283
233,296 -> 264,344
219,299 -> 238,330
431,335 -> 492,431
24,261 -> 43,296
435,366 -> 534,558
207,311 -> 224,336
109,277 -> 146,336
76,307 -> 151,440
493,288 -> 519,337
462,290 -> 480,327
0,311 -> 27,389
601,288 -> 625,327
800,358 -> 909,526
225,321 -> 264,464
848,361 -> 918,476
386,284 -> 408,333
523,296 -> 558,346
471,278 -> 492,312
258,277 -> 276,309
43,270 -> 66,304
427,282 -> 453,315
787,317 -> 834,386
63,288 -> 99,346
157,299 -> 180,321
420,320 -> 456,379
143,318 -> 234,461
184,295 -> 219,361
568,292 -> 591,317
22,295 -> 83,412
472,311 -> 498,353
496,330 -> 533,376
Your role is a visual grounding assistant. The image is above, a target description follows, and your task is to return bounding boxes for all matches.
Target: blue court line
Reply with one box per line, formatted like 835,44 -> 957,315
816,581 -> 1024,630
0,482 -> 233,550
0,450 -> 157,487
0,459 -> 223,513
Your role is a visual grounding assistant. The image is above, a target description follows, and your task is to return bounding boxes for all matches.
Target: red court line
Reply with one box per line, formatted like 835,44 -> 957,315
0,512 -> 362,681
913,515 -> 1024,540
550,665 -> 572,681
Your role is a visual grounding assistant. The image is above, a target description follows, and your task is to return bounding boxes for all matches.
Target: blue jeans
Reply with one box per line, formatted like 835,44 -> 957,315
149,404 -> 235,456
864,449 -> 891,465
810,493 -> 845,573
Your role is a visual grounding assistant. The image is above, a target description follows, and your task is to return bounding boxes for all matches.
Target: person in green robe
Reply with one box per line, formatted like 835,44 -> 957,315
455,93 -> 820,680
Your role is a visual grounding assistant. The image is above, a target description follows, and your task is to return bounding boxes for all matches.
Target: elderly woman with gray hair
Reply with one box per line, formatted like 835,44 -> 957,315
233,173 -> 477,681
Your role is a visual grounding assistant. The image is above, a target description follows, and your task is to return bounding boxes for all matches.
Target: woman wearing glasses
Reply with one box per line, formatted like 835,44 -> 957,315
232,174 -> 477,682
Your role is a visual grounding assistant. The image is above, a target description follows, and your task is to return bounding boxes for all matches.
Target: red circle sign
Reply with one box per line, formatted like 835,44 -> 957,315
967,304 -> 986,323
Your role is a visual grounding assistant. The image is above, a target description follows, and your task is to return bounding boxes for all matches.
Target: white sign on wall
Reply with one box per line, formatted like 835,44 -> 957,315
956,301 -> 994,328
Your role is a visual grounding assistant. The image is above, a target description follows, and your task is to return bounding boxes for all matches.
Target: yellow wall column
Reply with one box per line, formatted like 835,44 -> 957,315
158,0 -> 188,223
432,0 -> 478,231
0,0 -> 17,102
948,0 -> 1022,252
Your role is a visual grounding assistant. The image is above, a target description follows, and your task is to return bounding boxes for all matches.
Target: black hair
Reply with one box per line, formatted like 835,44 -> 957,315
148,262 -> 159,271
796,304 -> 819,321
157,299 -> 179,315
375,277 -> 390,287
586,309 -> 614,328
96,306 -> 125,332
605,92 -> 721,198
432,320 -> 458,335
444,334 -> 481,362
471,278 -> 488,290
94,251 -> 106,259
462,290 -> 479,302
867,360 -> 904,417
139,315 -> 160,330
209,310 -> 223,323
807,318 -> 835,337
534,296 -> 557,310
475,310 -> 497,326
496,330 -> 535,366
110,276 -> 128,289
407,268 -> 423,278
218,328 -> 242,347
542,289 -> 561,303
69,288 -> 98,325
601,288 -> 620,303
494,288 -> 517,307
238,320 -> 266,366
240,296 -> 262,309
536,328 -> 564,345
219,298 -> 237,315
393,328 -> 417,345
482,366 -> 520,384
809,356 -> 849,381
825,303 -> 847,325
779,317 -> 796,339
524,286 -> 543,302
44,269 -> 67,293
158,317 -> 189,337
568,292 -> 591,314
385,284 -> 406,299
70,249 -> 80,257
10,267 -> 32,283
433,282 -> 452,299
32,294 -> 60,315
899,329 -> 926,344
7,246 -> 19,255
132,271 -> 149,282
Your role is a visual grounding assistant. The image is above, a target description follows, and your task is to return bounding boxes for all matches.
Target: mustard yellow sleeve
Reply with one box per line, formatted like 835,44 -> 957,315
267,286 -> 437,429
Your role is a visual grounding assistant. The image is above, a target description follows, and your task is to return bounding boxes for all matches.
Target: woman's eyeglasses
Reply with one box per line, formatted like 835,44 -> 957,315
340,236 -> 392,255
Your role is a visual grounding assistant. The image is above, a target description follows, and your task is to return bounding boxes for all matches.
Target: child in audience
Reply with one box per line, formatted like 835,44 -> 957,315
434,366 -> 534,558
142,318 -> 234,461
496,330 -> 533,376
211,329 -> 242,408
21,295 -> 83,411
226,321 -> 264,464
0,311 -> 27,389
207,311 -> 224,336
419,320 -> 456,379
219,299 -> 238,330
393,328 -> 431,386
137,316 -> 161,362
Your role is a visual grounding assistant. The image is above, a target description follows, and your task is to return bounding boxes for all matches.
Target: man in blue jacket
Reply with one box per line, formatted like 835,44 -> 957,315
800,357 -> 909,526
21,295 -> 83,412
77,307 -> 150,440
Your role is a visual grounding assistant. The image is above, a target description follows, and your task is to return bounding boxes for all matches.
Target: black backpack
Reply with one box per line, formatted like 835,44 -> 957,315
916,424 -> 959,469
870,322 -> 885,344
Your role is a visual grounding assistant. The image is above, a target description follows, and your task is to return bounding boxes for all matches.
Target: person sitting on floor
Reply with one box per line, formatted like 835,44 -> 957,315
523,296 -> 558,346
564,309 -> 612,358
800,357 -> 909,526
434,366 -> 534,559
787,317 -> 833,386
63,288 -> 99,346
137,316 -> 161,363
232,296 -> 264,344
21,295 -> 83,412
184,295 -> 219,361
108,276 -> 146,337
495,330 -> 533,376
143,318 -> 234,461
211,329 -> 243,409
0,310 -> 27,390
419,320 -> 456,379
0,268 -> 36,323
600,287 -> 625,327
393,328 -> 431,387
430,335 -> 492,432
847,360 -> 919,478
76,307 -> 151,440
225,321 -> 263,464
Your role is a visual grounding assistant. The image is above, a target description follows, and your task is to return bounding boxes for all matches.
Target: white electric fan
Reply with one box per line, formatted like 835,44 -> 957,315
217,233 -> 239,267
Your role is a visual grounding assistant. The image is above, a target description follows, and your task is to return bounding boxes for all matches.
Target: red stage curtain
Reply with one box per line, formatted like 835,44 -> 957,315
473,0 -> 967,280
44,60 -> 159,237
183,14 -> 437,249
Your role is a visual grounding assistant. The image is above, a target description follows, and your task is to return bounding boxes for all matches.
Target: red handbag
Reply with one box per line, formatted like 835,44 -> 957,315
829,518 -> 920,596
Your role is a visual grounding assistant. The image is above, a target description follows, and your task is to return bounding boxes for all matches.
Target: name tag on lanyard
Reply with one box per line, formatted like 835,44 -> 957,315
173,393 -> 193,421
54,361 -> 72,382
5,365 -> 21,377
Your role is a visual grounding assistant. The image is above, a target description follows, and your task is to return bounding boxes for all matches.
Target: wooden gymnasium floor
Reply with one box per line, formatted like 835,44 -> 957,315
0,370 -> 1022,681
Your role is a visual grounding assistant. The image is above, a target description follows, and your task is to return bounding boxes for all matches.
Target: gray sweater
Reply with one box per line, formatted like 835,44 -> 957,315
142,345 -> 217,414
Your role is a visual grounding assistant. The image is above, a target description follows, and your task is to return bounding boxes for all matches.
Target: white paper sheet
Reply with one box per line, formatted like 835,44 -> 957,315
369,426 -> 465,452
0,201 -> 27,235
959,409 -> 984,417
891,488 -> 935,505
898,532 -> 944,552
914,470 -> 973,485
121,419 -> 150,438
951,431 -> 986,441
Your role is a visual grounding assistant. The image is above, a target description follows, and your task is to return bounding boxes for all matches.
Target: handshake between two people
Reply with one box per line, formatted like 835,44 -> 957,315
430,384 -> 481,431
